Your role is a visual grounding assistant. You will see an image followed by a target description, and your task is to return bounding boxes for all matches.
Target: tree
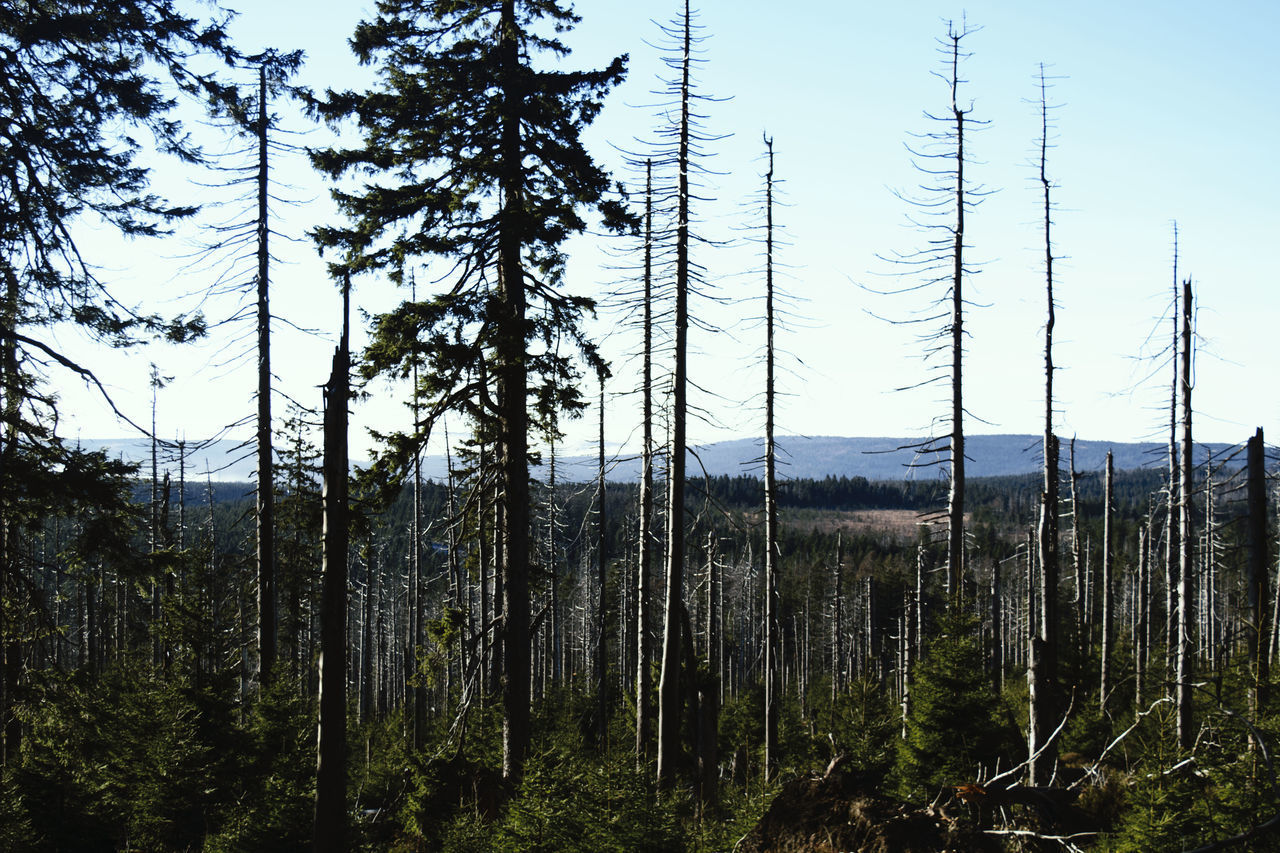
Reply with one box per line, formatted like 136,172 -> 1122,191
761,135 -> 781,780
895,607 -> 1010,800
1099,449 -> 1114,711
313,279 -> 350,853
1028,65 -> 1063,786
878,21 -> 987,605
1175,275 -> 1194,749
0,0 -> 235,760
634,160 -> 656,766
654,0 -> 699,788
312,0 -> 628,781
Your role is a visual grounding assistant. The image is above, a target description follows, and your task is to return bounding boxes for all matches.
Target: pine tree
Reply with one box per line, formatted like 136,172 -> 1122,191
312,0 -> 629,781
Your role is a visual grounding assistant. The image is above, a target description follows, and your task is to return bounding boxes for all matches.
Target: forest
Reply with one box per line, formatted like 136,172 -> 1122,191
1,1 -> 1277,852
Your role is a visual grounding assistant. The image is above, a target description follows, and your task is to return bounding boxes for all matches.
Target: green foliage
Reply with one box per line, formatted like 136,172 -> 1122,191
0,769 -> 40,853
893,606 -> 1018,801
14,666 -> 230,851
813,674 -> 897,782
205,676 -> 316,853
492,748 -> 680,853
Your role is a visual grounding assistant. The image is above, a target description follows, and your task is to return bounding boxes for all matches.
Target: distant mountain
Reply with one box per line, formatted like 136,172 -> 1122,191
81,433 -> 1239,485
535,434 -> 1239,483
75,438 -> 257,482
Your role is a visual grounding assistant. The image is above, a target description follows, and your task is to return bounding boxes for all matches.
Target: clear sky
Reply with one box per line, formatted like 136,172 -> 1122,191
56,0 -> 1280,471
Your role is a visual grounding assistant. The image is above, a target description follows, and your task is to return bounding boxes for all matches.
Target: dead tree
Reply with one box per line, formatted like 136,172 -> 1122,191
877,21 -> 987,604
762,135 -> 781,780
1100,450 -> 1114,712
1176,275 -> 1195,749
635,161 -> 656,766
654,0 -> 722,788
1029,65 -> 1063,785
1247,428 -> 1270,720
595,364 -> 610,742
1165,226 -> 1182,685
314,277 -> 349,853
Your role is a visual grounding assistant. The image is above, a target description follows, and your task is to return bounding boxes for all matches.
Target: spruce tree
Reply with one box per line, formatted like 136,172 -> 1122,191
895,607 -> 1010,801
311,0 -> 629,781
0,0 -> 235,759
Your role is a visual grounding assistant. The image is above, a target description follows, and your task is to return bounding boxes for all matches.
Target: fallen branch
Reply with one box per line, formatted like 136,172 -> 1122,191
1069,696 -> 1172,791
982,827 -> 1096,853
985,693 -> 1075,790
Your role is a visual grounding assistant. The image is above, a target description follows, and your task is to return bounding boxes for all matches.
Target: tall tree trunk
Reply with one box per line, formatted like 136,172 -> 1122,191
656,0 -> 692,788
256,65 -> 277,685
1176,275 -> 1194,750
1069,439 -> 1084,660
1029,69 -> 1060,783
1135,520 -> 1150,709
635,162 -> 655,766
595,367 -> 609,742
832,533 -> 844,703
1247,428 -> 1269,722
408,302 -> 424,745
945,28 -> 968,604
1100,450 -> 1114,711
762,135 -> 781,781
1166,228 -> 1181,686
150,364 -> 163,670
314,277 -> 350,853
1,265 -> 19,763
497,0 -> 531,781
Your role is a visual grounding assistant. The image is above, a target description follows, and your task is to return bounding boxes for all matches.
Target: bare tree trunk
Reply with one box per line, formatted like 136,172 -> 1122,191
1069,439 -> 1084,660
1141,514 -> 1152,706
314,278 -> 350,853
595,367 -> 609,742
255,65 -> 277,685
945,30 -> 967,604
762,135 -> 781,781
1166,229 -> 1181,686
1029,71 -> 1061,782
1247,428 -> 1270,724
408,310 -> 424,745
990,552 -> 1002,695
657,0 -> 692,788
832,533 -> 844,702
635,161 -> 655,767
1100,450 -> 1114,712
1175,275 -> 1194,750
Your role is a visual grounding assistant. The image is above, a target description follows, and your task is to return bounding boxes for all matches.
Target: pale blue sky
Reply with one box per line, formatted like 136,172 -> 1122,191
61,1 -> 1280,469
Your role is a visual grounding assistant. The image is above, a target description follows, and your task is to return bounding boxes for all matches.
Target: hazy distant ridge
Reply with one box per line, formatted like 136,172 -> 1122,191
544,434 -> 1238,483
79,434 -> 1239,484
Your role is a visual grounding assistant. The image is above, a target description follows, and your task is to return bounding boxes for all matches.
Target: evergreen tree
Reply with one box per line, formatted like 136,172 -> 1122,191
894,607 -> 1012,801
311,0 -> 629,781
0,1 -> 236,758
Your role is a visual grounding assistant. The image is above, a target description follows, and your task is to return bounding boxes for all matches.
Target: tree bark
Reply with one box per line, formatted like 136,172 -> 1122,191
1175,276 -> 1194,750
656,0 -> 692,788
497,0 -> 531,781
635,162 -> 655,766
314,278 -> 349,853
1247,428 -> 1270,720
595,367 -> 608,742
256,64 -> 277,685
946,95 -> 966,604
762,135 -> 781,781
1100,450 -> 1114,712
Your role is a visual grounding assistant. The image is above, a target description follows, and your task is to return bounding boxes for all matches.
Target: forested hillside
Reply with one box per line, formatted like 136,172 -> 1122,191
1,2 -> 1277,852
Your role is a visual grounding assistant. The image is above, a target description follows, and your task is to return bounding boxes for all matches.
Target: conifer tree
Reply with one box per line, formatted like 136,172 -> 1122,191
0,0 -> 235,759
312,0 -> 628,781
